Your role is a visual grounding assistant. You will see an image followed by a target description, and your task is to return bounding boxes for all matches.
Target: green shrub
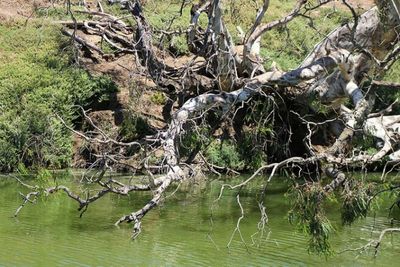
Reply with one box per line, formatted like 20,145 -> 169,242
150,92 -> 167,105
179,126 -> 209,158
205,139 -> 244,170
119,113 -> 153,142
0,22 -> 117,171
237,134 -> 265,171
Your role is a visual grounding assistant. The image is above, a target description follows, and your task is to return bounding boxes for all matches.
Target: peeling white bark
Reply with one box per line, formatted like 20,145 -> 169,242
302,4 -> 398,107
364,115 -> 400,160
18,0 -> 400,238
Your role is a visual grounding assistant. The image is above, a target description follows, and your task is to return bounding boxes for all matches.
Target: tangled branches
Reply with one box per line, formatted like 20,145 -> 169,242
12,0 -> 400,254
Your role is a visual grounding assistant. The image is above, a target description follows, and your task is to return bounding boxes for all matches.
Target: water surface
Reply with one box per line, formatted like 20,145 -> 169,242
0,172 -> 399,266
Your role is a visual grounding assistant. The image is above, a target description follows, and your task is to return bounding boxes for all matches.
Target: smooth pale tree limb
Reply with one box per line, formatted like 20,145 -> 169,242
15,0 -> 400,240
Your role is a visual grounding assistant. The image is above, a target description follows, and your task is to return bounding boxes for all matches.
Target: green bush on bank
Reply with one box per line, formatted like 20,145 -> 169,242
206,139 -> 245,170
3,2 -> 399,173
0,22 -> 117,171
119,112 -> 153,142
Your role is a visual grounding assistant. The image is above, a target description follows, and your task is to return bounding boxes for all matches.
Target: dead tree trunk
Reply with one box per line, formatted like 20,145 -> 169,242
15,0 -> 400,240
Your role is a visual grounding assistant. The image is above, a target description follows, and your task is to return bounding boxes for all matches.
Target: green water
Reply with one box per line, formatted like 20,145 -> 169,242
0,173 -> 399,266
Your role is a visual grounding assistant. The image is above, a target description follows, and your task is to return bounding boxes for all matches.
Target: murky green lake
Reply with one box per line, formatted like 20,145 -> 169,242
0,172 -> 399,266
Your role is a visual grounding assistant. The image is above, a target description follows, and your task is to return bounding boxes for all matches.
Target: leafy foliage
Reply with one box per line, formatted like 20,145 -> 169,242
0,22 -> 117,171
236,132 -> 266,171
206,139 -> 245,170
288,183 -> 333,255
341,178 -> 372,225
119,112 -> 153,141
150,92 -> 167,105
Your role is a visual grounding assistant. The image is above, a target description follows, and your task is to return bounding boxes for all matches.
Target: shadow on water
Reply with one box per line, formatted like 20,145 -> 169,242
0,172 -> 399,266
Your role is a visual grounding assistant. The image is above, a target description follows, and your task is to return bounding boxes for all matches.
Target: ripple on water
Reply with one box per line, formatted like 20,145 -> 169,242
1,177 -> 400,266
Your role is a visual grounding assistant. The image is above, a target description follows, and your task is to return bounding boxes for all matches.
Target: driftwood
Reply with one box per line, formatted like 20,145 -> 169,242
15,0 -> 400,241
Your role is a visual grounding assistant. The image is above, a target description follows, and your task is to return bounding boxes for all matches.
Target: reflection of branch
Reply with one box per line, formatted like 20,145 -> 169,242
342,228 -> 400,256
114,175 -> 173,238
227,194 -> 248,251
216,156 -> 316,202
14,172 -> 154,218
14,191 -> 39,217
373,228 -> 400,256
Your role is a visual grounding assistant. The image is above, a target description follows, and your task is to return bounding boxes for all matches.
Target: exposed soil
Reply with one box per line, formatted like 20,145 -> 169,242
0,0 -> 49,21
328,0 -> 375,10
1,0 -> 378,168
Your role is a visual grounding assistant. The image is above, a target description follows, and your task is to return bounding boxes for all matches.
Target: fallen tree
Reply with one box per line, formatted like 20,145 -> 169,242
14,0 -> 400,254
